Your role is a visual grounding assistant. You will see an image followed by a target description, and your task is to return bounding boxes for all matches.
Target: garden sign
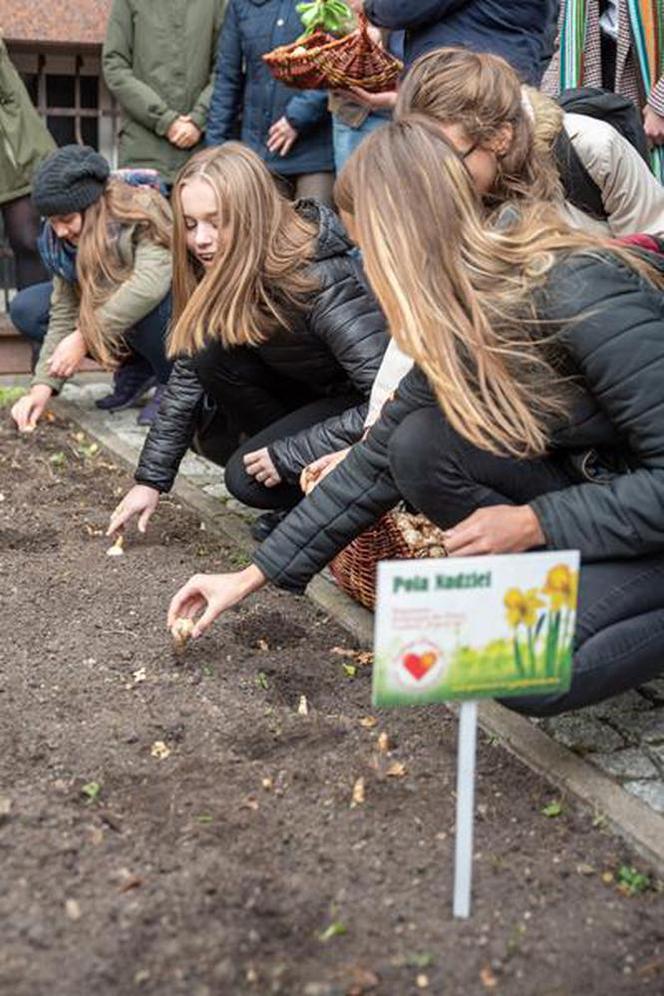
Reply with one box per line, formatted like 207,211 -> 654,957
372,550 -> 580,918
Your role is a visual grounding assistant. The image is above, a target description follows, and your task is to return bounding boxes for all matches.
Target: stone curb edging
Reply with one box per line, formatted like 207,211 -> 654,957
53,397 -> 664,875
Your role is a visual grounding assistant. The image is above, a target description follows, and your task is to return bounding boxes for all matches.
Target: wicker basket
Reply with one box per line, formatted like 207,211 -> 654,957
315,14 -> 403,93
301,460 -> 447,611
262,30 -> 335,90
263,16 -> 402,93
330,510 -> 448,610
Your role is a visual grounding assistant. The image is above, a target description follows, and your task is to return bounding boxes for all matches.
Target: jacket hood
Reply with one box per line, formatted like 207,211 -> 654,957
296,198 -> 354,262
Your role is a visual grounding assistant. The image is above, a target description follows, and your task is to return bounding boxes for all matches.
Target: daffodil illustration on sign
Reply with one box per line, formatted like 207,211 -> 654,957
373,551 -> 580,706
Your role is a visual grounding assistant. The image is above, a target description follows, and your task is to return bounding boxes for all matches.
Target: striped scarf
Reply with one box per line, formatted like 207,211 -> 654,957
626,0 -> 664,179
559,0 -> 663,180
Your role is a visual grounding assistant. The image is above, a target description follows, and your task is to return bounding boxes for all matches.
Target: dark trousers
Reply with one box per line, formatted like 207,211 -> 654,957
220,391 -> 361,511
9,281 -> 173,383
388,406 -> 664,717
2,194 -> 49,289
194,338 -> 363,506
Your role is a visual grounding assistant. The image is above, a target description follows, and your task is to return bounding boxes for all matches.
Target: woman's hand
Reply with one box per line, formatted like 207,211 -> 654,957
442,505 -> 545,557
267,116 -> 299,156
168,115 -> 202,149
348,86 -> 398,111
300,448 -> 350,494
107,484 -> 160,537
168,564 -> 267,639
10,384 -> 53,432
243,447 -> 282,487
48,329 -> 87,379
644,104 -> 664,146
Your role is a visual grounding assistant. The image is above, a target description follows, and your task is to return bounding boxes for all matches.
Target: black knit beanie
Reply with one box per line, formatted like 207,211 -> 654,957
33,145 -> 111,217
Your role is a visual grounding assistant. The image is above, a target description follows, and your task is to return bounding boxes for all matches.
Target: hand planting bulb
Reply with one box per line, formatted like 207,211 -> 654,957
171,617 -> 194,650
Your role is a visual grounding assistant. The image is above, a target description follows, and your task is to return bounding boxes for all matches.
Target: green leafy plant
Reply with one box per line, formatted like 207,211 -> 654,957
256,671 -> 269,690
318,920 -> 347,942
81,781 -> 102,805
49,451 -> 67,467
296,0 -> 353,37
541,800 -> 563,818
617,865 -> 651,895
0,386 -> 24,407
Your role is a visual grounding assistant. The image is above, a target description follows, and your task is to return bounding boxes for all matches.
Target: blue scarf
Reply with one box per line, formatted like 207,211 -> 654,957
37,168 -> 168,285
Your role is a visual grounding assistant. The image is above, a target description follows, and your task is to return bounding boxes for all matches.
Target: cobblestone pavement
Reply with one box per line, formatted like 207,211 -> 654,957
48,380 -> 664,828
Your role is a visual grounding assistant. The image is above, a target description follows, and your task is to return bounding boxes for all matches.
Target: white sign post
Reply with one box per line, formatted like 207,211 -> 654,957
453,700 -> 478,918
372,550 -> 580,919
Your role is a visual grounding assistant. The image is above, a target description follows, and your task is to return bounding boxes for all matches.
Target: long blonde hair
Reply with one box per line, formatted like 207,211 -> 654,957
395,47 -> 563,209
167,144 -> 319,357
342,117 -> 664,458
76,180 -> 172,368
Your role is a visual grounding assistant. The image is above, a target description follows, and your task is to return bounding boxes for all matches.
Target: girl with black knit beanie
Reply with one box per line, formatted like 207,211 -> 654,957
10,144 -> 173,431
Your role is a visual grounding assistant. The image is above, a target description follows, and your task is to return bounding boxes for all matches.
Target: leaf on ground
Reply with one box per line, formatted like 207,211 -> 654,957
342,663 -> 358,678
359,716 -> 378,729
386,761 -> 407,778
377,732 -> 391,753
576,863 -> 595,877
256,638 -> 269,651
351,777 -> 366,808
81,781 -> 101,804
480,965 -> 498,989
132,667 -> 147,684
150,740 -> 171,760
297,694 -> 309,715
617,864 -> 651,895
64,898 -> 82,921
240,795 -> 259,811
330,646 -> 373,667
345,965 -> 380,994
318,920 -> 347,943
118,874 -> 144,893
541,800 -> 562,818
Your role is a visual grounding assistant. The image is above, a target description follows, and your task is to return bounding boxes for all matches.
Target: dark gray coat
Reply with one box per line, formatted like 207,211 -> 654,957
134,202 -> 388,492
254,252 -> 664,592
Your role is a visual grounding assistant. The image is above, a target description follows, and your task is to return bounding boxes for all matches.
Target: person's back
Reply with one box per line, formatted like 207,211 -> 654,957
103,0 -> 227,184
361,0 -> 555,82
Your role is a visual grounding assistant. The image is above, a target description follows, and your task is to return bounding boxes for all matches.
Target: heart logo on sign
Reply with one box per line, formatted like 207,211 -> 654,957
403,651 -> 438,681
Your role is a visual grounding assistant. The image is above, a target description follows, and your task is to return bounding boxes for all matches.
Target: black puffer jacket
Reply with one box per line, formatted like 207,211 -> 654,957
254,252 -> 664,592
135,201 -> 388,492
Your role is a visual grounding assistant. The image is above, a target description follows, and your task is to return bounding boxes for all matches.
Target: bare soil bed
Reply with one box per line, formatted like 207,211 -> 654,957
1,409 -> 664,996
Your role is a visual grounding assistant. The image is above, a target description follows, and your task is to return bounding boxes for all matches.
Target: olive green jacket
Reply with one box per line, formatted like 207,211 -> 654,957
33,216 -> 173,393
102,0 -> 227,182
0,38 -> 55,205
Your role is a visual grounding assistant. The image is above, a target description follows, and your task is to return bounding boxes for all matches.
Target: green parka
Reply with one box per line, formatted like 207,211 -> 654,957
32,193 -> 173,394
102,0 -> 227,183
0,37 -> 55,206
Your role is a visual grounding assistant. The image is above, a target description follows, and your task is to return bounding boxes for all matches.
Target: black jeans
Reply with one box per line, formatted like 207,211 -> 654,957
388,407 -> 664,717
2,194 -> 49,289
221,391 -> 361,511
194,339 -> 319,438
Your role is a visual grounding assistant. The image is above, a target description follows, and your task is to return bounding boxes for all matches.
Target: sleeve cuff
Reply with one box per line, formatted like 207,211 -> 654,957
188,108 -> 207,130
647,83 -> 664,118
155,109 -> 179,137
31,375 -> 63,394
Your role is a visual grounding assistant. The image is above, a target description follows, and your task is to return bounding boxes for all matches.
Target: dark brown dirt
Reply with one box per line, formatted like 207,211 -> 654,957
1,410 -> 664,996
